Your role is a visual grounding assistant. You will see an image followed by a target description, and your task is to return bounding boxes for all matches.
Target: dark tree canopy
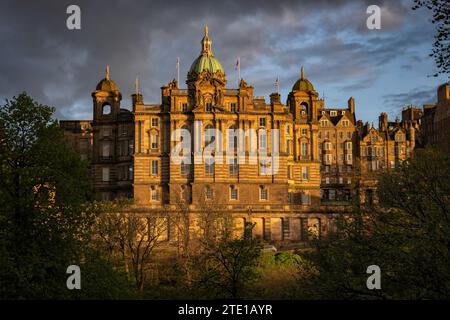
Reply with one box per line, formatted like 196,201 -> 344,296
0,93 -> 132,299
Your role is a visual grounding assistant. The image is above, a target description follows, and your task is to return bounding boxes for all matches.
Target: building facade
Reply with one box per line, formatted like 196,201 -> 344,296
60,26 -> 449,243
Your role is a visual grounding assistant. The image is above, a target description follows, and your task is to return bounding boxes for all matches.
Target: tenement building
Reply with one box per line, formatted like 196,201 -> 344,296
60,26 -> 449,243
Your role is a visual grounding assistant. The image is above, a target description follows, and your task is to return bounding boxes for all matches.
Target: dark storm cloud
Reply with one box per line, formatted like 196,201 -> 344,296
0,0 -> 435,121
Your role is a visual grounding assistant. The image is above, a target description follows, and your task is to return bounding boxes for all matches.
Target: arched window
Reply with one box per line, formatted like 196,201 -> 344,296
258,129 -> 267,151
102,103 -> 111,115
204,125 -> 215,147
300,102 -> 308,115
228,126 -> 238,151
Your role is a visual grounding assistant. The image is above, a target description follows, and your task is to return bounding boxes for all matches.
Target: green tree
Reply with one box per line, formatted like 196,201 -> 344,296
301,148 -> 450,299
191,222 -> 262,299
0,93 -> 132,299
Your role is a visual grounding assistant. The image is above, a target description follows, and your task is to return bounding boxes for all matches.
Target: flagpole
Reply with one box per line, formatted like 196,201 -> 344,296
237,57 -> 240,87
176,57 -> 180,87
275,76 -> 279,94
135,76 -> 139,95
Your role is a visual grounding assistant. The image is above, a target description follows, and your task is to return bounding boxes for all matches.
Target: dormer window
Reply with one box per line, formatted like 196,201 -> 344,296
330,110 -> 337,116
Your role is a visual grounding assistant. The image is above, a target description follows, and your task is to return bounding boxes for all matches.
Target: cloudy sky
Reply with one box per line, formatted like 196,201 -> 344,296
0,0 -> 446,124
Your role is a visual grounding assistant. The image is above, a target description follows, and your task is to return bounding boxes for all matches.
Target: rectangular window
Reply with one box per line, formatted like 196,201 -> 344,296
229,158 -> 238,176
259,131 -> 267,150
151,118 -> 159,127
206,103 -> 212,112
205,187 -> 213,200
151,160 -> 158,176
102,142 -> 110,157
302,166 -> 309,180
230,103 -> 237,112
205,158 -> 215,175
301,143 -> 308,157
181,162 -> 190,175
259,118 -> 266,127
346,141 -> 352,150
339,177 -> 344,184
325,177 -> 330,184
287,165 -> 293,179
301,128 -> 308,135
228,130 -> 237,151
230,187 -> 238,200
182,103 -> 188,112
259,160 -> 270,175
151,134 -> 159,149
301,193 -> 310,205
151,188 -> 158,201
102,167 -> 110,182
260,187 -> 268,201
342,120 -> 349,127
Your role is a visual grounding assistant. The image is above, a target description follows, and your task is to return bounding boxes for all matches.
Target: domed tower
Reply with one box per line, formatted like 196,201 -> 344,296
187,25 -> 226,110
92,65 -> 122,121
91,66 -> 132,201
287,66 -> 319,121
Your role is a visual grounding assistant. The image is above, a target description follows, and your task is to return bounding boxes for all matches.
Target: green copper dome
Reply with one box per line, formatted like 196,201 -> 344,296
190,55 -> 224,74
189,25 -> 224,75
292,66 -> 315,92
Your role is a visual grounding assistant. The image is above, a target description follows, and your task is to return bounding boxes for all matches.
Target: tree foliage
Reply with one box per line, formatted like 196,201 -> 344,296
413,0 -> 450,77
301,148 -> 450,299
0,93 -> 132,299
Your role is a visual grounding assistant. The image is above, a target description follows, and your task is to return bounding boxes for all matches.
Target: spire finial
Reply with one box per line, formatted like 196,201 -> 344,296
301,66 -> 305,79
201,25 -> 212,55
135,76 -> 139,95
106,65 -> 110,80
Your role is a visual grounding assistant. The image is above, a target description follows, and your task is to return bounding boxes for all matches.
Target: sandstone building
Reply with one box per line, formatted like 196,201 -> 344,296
60,26 -> 449,243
